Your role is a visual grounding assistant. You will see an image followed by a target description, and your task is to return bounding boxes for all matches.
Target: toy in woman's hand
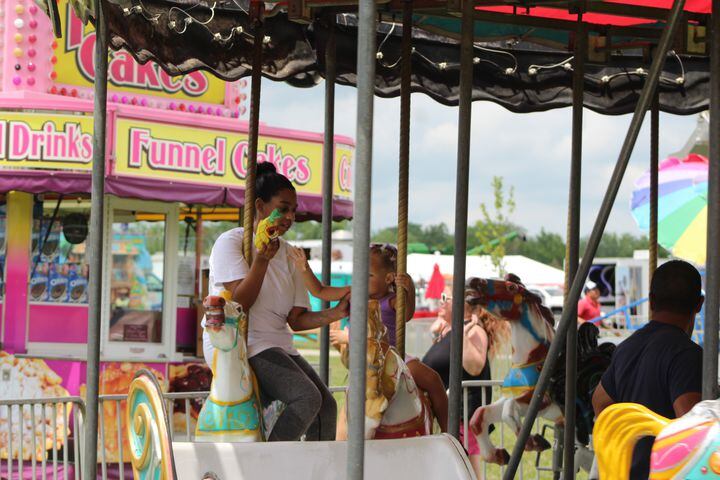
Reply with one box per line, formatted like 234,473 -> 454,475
255,209 -> 283,251
203,295 -> 226,328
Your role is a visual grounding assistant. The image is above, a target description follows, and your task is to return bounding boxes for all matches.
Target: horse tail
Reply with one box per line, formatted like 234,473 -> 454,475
593,403 -> 670,480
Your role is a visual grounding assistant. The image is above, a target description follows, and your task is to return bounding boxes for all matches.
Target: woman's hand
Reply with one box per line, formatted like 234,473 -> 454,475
257,238 -> 280,262
330,328 -> 349,347
288,246 -> 309,272
331,292 -> 351,320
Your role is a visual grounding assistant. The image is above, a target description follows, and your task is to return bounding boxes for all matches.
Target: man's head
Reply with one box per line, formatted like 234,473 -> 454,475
650,260 -> 703,329
584,281 -> 601,301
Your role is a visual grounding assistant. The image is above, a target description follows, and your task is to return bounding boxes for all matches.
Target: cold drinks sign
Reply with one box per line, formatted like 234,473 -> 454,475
0,113 -> 353,198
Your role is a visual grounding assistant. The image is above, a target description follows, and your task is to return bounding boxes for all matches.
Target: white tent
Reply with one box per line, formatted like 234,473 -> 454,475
305,253 -> 564,286
405,254 -> 564,286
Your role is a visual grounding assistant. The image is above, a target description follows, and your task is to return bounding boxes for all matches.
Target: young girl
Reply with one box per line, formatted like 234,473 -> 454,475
290,243 -> 449,433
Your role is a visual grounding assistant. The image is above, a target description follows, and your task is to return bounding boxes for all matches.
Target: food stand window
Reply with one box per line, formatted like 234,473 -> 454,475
102,198 -> 179,360
29,197 -> 90,305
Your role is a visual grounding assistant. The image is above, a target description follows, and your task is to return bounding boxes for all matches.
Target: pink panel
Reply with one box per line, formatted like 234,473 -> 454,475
44,359 -> 86,396
176,307 -> 197,348
28,304 -> 88,343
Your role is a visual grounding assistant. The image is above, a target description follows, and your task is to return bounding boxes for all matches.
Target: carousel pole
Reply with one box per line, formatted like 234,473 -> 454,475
702,0 -> 720,400
649,92 -> 659,280
84,0 -> 108,476
347,0 -> 376,476
242,4 -> 264,340
395,0 -> 413,360
562,20 -> 585,480
195,206 -> 204,297
448,0 -> 475,440
503,0 -> 687,477
320,15 -> 336,386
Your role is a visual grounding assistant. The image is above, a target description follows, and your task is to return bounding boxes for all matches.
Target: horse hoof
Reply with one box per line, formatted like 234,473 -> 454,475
525,433 -> 551,452
486,449 -> 510,465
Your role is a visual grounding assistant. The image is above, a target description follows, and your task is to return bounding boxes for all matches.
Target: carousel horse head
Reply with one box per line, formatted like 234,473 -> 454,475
464,277 -> 555,351
594,399 -> 720,479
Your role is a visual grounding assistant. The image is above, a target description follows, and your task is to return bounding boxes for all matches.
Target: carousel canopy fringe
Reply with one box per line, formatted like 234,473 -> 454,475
34,0 -> 712,114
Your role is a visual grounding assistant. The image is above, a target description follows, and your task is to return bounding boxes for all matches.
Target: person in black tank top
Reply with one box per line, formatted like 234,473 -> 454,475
422,284 -> 509,478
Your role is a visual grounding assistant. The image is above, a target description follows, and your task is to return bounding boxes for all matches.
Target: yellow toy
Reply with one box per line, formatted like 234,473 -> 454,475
254,209 -> 283,251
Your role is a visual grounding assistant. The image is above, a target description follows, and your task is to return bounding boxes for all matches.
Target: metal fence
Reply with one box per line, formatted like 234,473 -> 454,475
1,396 -> 84,480
3,384 -> 565,480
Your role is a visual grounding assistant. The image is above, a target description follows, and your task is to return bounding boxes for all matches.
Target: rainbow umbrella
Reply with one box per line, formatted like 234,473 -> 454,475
631,153 -> 708,265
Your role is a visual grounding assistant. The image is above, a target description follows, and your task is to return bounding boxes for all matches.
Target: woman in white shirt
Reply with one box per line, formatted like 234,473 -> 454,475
203,162 -> 348,441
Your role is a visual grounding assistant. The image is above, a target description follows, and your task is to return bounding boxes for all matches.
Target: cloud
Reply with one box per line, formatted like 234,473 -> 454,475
257,80 -> 699,239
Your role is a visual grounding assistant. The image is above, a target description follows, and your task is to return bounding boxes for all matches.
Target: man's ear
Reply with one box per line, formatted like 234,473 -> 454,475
695,295 -> 705,315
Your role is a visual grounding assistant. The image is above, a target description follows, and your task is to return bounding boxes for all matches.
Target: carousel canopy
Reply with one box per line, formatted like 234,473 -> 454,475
37,0 -> 712,114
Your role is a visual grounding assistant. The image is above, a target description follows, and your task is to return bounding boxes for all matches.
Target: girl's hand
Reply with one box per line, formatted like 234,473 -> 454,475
330,328 -> 349,346
331,292 -> 351,320
395,273 -> 413,293
288,246 -> 308,271
257,238 -> 280,262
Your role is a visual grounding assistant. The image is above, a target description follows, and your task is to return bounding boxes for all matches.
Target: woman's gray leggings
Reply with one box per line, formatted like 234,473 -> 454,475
249,348 -> 337,441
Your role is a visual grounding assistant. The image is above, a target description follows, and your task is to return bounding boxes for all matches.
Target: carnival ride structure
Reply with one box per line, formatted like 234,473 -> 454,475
27,0 -> 718,476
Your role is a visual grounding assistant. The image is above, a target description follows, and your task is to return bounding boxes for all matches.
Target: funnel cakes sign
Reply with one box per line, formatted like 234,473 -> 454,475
114,118 -> 352,198
55,0 -> 225,104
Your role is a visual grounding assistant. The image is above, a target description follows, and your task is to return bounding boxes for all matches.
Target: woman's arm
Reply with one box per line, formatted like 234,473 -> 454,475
287,293 -> 350,331
289,247 -> 350,301
462,321 -> 488,376
223,240 -> 278,312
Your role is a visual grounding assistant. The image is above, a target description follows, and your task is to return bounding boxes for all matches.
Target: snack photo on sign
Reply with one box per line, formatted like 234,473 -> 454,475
0,352 -> 71,461
169,363 -> 212,435
80,362 -> 166,463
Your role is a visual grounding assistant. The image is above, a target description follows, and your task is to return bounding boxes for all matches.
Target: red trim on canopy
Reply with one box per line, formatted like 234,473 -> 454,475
476,0 -> 710,27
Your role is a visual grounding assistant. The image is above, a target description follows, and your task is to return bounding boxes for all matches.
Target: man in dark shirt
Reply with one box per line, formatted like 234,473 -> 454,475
592,260 -> 704,480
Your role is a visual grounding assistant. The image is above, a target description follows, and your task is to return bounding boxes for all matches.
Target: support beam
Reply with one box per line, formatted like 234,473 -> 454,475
562,21 -> 585,480
242,17 -> 264,341
320,16 -> 337,386
347,0 -> 376,477
702,0 -> 720,400
395,0 -> 413,359
84,0 -> 108,476
448,0 -> 475,440
503,1 -> 687,477
649,92 -> 659,280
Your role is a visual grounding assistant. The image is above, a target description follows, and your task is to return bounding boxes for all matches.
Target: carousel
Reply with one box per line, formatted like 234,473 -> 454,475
9,0 -> 718,477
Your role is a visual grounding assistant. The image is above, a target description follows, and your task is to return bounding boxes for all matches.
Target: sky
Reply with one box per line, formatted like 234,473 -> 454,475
258,80 -> 700,240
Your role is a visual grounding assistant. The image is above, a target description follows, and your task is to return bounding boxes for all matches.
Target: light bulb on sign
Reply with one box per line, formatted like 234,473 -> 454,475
13,18 -> 24,28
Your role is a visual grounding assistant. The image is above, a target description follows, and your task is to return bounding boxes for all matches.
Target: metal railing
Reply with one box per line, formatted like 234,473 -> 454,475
1,396 -> 85,480
3,383 -> 566,480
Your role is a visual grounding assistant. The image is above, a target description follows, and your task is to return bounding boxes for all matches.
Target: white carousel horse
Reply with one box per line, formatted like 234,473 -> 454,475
195,293 -> 263,442
341,300 -> 433,439
466,277 -> 562,465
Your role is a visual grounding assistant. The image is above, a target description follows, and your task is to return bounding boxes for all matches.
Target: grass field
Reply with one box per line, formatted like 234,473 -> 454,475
297,338 -> 589,480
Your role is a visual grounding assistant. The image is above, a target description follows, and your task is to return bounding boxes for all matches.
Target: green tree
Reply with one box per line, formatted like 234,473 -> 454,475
507,229 -> 566,268
472,176 -> 516,275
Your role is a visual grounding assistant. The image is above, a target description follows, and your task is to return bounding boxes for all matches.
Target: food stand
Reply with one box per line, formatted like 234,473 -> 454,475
0,0 -> 353,463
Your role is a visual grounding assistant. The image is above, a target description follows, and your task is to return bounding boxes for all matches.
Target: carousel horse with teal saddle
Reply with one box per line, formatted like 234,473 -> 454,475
466,277 -> 613,465
594,399 -> 720,479
196,292 -> 263,442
